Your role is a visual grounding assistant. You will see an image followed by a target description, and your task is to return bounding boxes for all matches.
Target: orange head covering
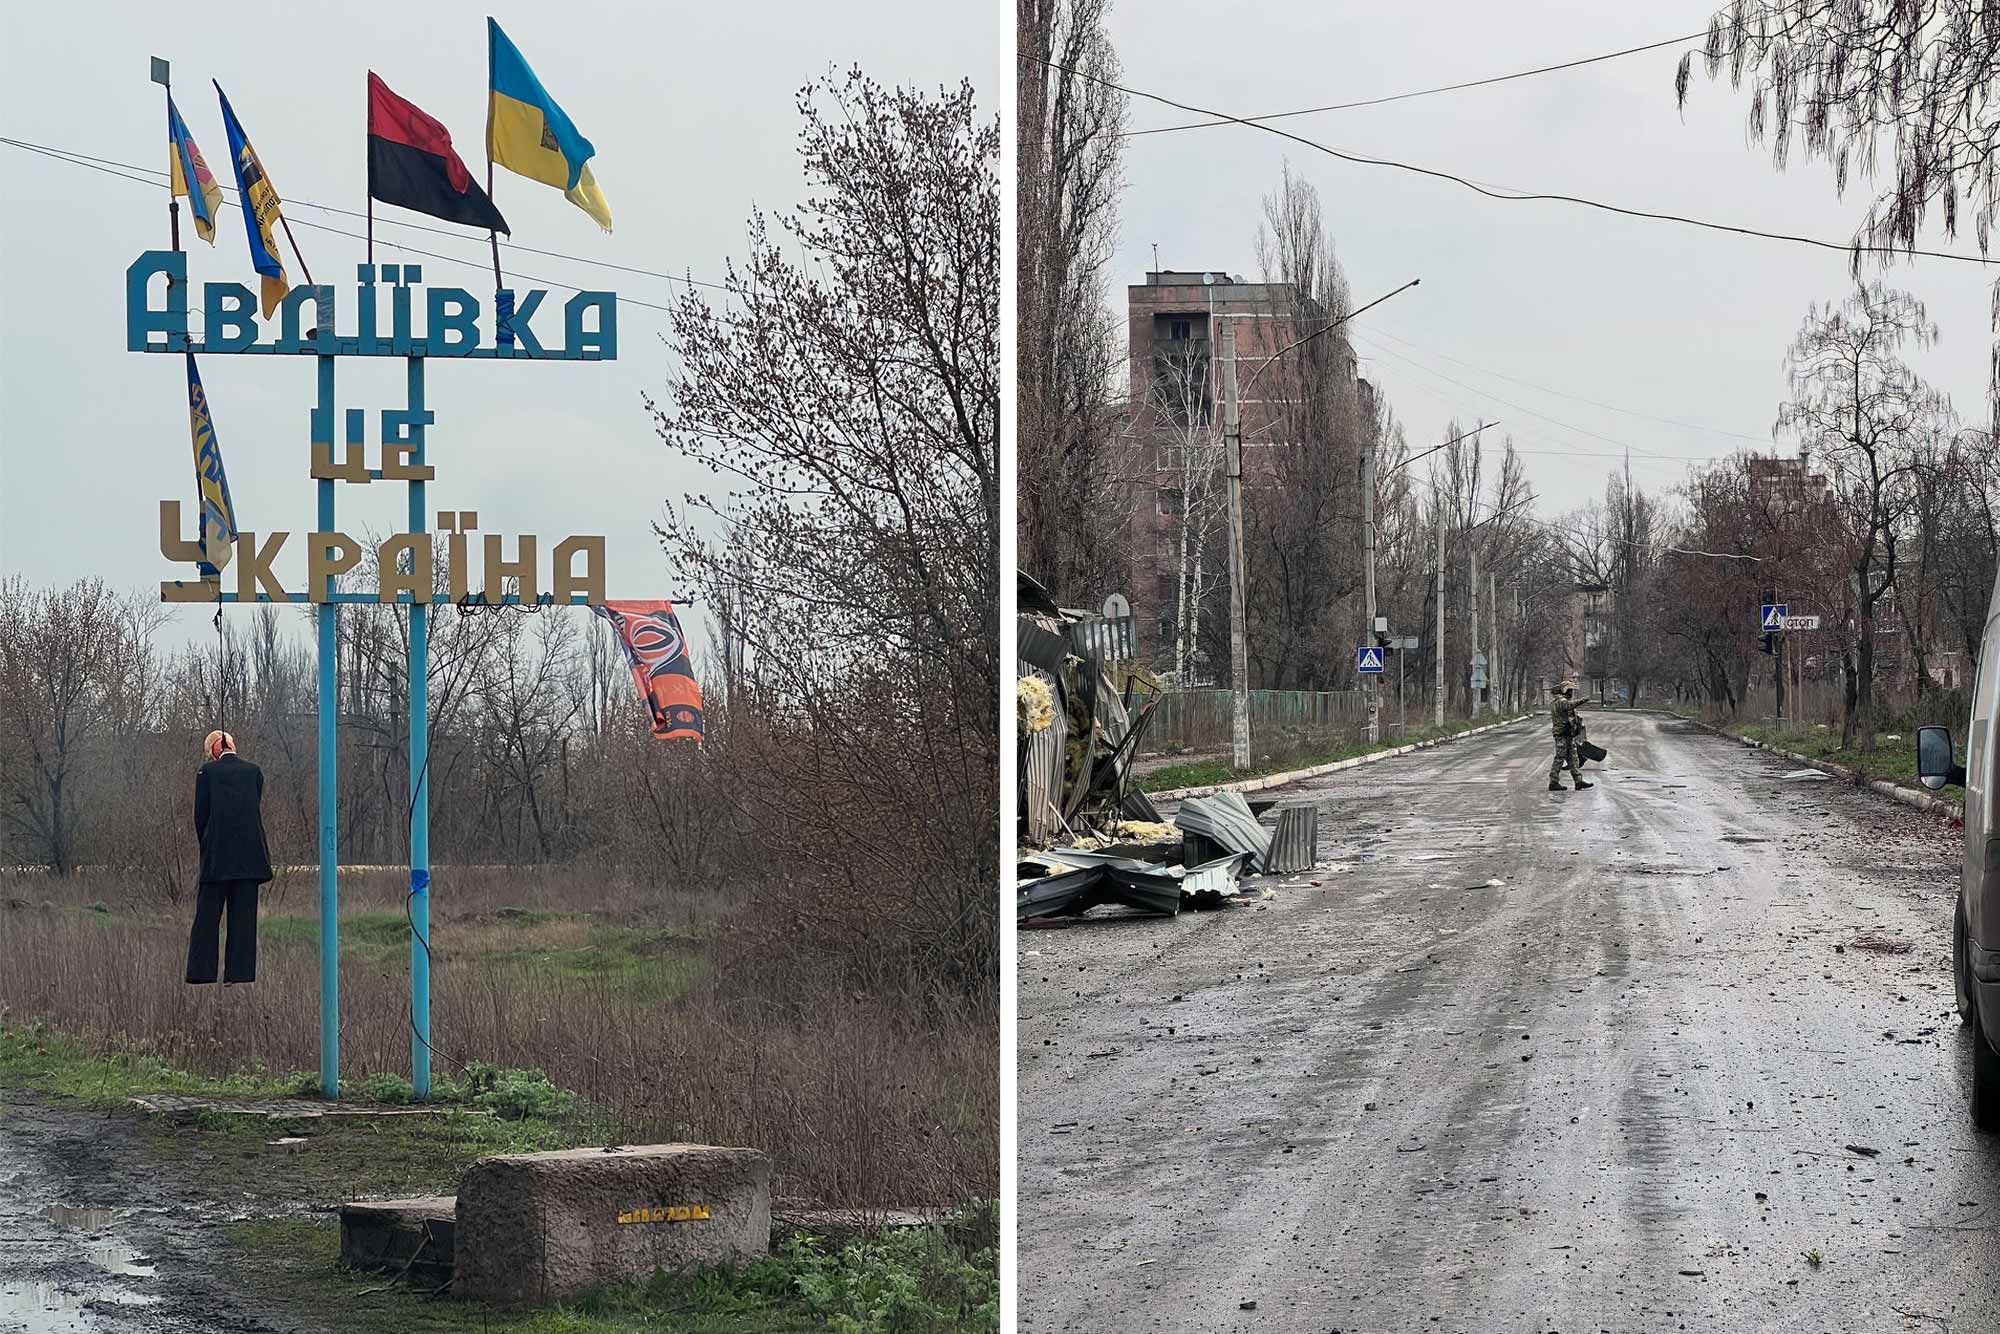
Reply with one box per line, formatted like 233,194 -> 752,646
203,730 -> 236,761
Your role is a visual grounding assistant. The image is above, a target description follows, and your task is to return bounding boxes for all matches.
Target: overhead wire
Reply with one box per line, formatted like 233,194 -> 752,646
1349,328 -> 1733,461
1124,29 -> 1708,137
0,134 -> 734,312
1360,324 -> 1778,446
1028,54 -> 2000,267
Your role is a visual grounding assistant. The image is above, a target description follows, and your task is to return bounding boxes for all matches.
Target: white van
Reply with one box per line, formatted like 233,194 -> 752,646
1919,610 -> 1997,1126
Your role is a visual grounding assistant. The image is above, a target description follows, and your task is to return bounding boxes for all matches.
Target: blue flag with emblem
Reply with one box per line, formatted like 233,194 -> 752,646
184,353 -> 238,577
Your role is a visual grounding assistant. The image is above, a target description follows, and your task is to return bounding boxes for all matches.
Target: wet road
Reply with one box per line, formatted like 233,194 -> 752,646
1018,712 -> 2000,1334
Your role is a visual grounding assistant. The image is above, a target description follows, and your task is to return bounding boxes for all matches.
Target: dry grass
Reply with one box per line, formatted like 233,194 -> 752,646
0,865 -> 996,1210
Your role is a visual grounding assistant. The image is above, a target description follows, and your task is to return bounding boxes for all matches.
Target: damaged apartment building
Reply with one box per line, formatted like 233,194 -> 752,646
1123,268 -> 1375,688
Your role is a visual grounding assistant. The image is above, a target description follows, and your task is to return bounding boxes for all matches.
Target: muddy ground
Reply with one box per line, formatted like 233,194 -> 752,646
1019,712 -> 1997,1333
0,1093 -> 294,1333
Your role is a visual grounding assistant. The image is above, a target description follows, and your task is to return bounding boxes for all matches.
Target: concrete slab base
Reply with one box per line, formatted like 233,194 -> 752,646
455,1144 -> 771,1305
130,1094 -> 484,1123
339,1196 -> 456,1283
772,1206 -> 935,1245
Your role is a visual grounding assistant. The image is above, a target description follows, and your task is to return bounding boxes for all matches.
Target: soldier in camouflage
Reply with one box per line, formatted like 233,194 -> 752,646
1548,682 -> 1593,792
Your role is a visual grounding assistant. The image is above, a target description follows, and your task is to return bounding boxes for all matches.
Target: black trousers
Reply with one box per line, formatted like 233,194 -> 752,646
186,879 -> 258,984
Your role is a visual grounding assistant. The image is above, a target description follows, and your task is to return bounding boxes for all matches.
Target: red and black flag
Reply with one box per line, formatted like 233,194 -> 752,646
366,72 -> 509,233
593,601 -> 705,743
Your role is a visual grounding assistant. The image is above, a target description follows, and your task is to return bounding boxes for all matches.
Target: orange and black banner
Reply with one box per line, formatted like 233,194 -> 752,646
594,601 -> 703,742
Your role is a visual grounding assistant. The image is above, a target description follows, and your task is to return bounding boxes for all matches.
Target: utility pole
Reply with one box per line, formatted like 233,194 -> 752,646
1221,318 -> 1251,772
1469,542 -> 1481,716
1362,434 -> 1379,744
1489,571 -> 1500,714
1434,503 -> 1445,728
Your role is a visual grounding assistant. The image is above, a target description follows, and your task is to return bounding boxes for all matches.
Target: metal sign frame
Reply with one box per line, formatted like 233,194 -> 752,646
129,251 -> 617,1098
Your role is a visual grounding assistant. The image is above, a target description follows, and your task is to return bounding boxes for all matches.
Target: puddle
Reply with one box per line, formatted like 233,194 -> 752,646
0,1204 -> 163,1330
0,1279 -> 159,1333
44,1207 -> 156,1278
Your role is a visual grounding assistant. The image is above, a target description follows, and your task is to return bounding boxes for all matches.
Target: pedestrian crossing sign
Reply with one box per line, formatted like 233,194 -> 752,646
1356,646 -> 1385,674
1760,603 -> 1787,630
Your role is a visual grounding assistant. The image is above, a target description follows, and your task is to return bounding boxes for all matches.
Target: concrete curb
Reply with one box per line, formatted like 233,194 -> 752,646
1148,714 -> 1536,802
1674,714 -> 1964,825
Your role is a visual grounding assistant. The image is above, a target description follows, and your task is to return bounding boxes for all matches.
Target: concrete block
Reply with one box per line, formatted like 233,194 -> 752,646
455,1144 -> 771,1305
340,1196 -> 456,1282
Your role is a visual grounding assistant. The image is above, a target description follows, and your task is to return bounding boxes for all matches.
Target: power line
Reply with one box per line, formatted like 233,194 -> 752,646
1125,29 -> 1707,137
1350,329 -> 1692,459
1027,54 -> 2000,267
0,135 -> 733,309
1361,324 -> 1777,446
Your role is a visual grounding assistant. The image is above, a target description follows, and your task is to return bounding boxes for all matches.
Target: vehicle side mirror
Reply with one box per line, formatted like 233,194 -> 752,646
1917,725 -> 1966,791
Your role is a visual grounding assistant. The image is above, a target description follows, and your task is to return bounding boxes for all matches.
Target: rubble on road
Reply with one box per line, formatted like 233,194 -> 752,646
1173,792 -> 1273,871
1182,852 -> 1254,907
1016,792 -> 1325,924
1017,859 -> 1185,921
1014,569 -> 1343,926
1017,571 -> 1163,845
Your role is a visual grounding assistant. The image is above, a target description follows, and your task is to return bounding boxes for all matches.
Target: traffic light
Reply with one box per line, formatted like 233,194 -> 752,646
1760,632 -> 1776,656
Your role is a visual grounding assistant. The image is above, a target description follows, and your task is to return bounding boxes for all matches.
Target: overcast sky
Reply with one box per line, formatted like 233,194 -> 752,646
1109,2 -> 1996,522
0,1 -> 997,653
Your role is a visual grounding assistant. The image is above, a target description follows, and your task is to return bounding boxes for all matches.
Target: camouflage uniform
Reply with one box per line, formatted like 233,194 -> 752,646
1549,694 -> 1585,786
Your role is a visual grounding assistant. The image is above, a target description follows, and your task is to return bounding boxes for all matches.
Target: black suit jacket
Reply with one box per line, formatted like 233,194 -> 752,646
194,754 -> 274,885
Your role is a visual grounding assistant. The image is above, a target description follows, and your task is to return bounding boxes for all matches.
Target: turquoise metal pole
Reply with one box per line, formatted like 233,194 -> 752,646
407,354 -> 431,1099
316,350 -> 339,1099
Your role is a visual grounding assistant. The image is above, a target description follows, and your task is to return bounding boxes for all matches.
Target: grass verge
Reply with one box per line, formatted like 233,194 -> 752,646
0,1022 -> 999,1332
1666,713 -> 1928,791
223,1213 -> 999,1334
1138,713 -> 1525,793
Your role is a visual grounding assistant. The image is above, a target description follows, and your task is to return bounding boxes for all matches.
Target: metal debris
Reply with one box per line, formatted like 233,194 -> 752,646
1182,852 -> 1254,908
1266,803 -> 1318,874
1174,791 -> 1273,872
1017,860 -> 1184,921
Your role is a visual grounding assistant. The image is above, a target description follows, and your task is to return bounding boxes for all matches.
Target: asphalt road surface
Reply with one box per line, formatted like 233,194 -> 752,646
1018,711 -> 1996,1334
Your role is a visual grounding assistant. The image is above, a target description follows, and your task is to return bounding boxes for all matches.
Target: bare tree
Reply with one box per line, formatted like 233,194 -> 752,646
1679,3 -> 2000,413
651,70 -> 999,996
1242,166 -> 1365,690
0,578 -> 135,874
1777,283 -> 1950,748
1018,0 -> 1130,602
1143,342 -> 1228,684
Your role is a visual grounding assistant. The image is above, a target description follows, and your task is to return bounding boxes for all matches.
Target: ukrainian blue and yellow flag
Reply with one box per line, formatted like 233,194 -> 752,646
214,82 -> 290,317
166,95 -> 223,246
184,354 -> 238,577
486,18 -> 612,232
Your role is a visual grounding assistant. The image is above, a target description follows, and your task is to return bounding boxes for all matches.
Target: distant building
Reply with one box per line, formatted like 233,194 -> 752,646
1124,269 -> 1355,678
1746,455 -> 1834,516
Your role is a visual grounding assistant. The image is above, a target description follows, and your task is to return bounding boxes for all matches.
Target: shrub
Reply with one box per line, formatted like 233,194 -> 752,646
359,1072 -> 415,1105
458,1061 -> 576,1121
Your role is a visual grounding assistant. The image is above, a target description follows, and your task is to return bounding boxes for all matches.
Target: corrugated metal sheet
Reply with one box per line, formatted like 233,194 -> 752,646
1174,791 -> 1273,871
1182,851 -> 1253,906
1017,861 -> 1183,920
1266,803 -> 1318,874
1020,665 -> 1065,845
